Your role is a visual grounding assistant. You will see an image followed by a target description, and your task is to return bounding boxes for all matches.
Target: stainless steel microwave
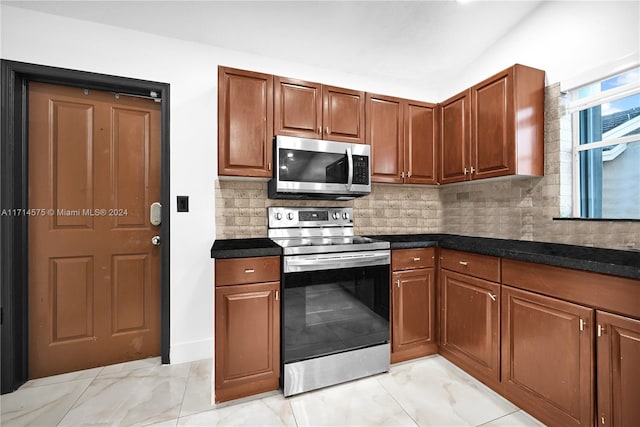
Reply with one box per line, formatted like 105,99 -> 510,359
268,135 -> 371,200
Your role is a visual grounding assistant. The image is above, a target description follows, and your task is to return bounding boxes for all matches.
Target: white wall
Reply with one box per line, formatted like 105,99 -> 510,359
0,5 -> 422,363
438,0 -> 640,98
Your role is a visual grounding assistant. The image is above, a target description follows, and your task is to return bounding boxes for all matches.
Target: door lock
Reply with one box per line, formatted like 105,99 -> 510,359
151,235 -> 161,246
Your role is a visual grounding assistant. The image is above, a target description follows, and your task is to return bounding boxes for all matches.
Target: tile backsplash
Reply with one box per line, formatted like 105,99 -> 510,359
215,83 -> 639,251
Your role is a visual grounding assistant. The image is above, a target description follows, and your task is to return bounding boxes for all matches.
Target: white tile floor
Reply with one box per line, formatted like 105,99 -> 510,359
0,355 -> 546,427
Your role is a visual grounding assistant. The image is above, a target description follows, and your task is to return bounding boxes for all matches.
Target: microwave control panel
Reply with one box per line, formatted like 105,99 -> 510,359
352,156 -> 369,185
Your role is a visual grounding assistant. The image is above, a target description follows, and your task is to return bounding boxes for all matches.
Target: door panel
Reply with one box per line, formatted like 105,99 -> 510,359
28,82 -> 161,379
366,93 -> 403,183
439,90 -> 470,184
323,86 -> 365,144
274,77 -> 322,139
405,102 -> 437,185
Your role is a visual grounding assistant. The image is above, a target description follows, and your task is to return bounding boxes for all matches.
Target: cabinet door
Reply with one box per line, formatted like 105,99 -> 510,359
366,93 -> 404,184
440,269 -> 500,383
597,311 -> 640,427
215,281 -> 280,403
471,68 -> 514,179
392,268 -> 436,354
274,77 -> 322,139
404,101 -> 437,185
323,85 -> 365,144
502,285 -> 594,427
218,67 -> 273,177
439,90 -> 470,184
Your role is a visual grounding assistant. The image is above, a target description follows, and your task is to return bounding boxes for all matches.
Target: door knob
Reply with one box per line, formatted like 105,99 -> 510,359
151,235 -> 161,246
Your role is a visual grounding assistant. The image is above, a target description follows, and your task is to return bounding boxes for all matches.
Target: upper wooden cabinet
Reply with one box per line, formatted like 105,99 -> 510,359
218,67 -> 274,177
367,93 -> 437,184
439,64 -> 545,184
274,76 -> 365,144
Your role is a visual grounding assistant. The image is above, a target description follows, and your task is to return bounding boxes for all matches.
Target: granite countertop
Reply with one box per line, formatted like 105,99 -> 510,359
211,234 -> 640,280
370,234 -> 640,280
211,238 -> 282,259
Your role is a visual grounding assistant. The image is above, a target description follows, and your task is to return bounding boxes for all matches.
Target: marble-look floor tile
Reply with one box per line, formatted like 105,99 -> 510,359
99,356 -> 162,376
177,394 -> 296,426
58,362 -> 191,427
0,378 -> 93,426
480,410 -> 547,427
180,358 -> 213,417
142,418 -> 179,427
378,356 -> 518,427
289,376 -> 417,427
19,366 -> 103,389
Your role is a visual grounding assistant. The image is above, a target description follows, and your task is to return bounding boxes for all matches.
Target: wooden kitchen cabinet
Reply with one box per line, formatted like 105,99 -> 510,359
501,285 -> 594,427
218,67 -> 274,177
439,249 -> 501,385
439,64 -> 544,183
391,248 -> 437,363
214,256 -> 280,403
274,76 -> 365,144
596,311 -> 640,427
367,93 -> 437,184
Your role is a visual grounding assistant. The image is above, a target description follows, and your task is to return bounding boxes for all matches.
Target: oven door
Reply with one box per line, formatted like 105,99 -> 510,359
282,260 -> 390,365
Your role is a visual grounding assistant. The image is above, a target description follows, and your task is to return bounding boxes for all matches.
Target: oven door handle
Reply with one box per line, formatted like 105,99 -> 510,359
284,250 -> 390,273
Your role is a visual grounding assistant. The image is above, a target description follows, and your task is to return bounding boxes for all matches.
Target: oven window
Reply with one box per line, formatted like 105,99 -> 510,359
282,265 -> 390,364
278,148 -> 348,184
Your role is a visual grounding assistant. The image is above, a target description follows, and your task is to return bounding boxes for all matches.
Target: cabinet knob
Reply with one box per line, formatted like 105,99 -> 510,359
488,293 -> 496,301
464,167 -> 468,175
401,171 -> 405,178
407,171 -> 412,178
459,261 -> 468,266
412,257 -> 421,261
396,279 -> 400,288
325,126 -> 330,135
244,269 -> 255,273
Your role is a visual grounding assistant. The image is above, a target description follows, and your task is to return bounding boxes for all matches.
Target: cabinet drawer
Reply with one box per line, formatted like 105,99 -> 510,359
440,248 -> 500,282
215,256 -> 280,286
392,247 -> 435,271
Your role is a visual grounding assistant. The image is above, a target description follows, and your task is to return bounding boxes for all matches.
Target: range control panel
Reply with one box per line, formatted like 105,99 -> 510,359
268,207 -> 353,228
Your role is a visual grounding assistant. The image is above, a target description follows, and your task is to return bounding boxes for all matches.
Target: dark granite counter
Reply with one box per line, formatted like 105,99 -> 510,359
211,238 -> 282,259
369,234 -> 640,280
211,234 -> 640,280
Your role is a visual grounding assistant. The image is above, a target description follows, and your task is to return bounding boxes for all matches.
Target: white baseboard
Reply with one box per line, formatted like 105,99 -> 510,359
170,338 -> 213,364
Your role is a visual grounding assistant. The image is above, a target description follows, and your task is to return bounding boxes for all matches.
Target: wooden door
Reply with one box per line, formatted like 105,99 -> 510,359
440,269 -> 500,383
439,90 -> 471,184
392,268 -> 435,353
404,101 -> 437,185
366,93 -> 404,184
502,285 -> 594,427
218,67 -> 273,177
471,69 -> 514,179
322,85 -> 365,144
28,82 -> 161,379
215,282 -> 280,403
596,311 -> 640,427
274,77 -> 322,139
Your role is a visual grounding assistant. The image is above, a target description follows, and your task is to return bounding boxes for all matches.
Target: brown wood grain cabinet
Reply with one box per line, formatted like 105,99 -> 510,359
439,268 -> 501,385
275,76 -> 365,144
214,256 -> 280,403
390,248 -> 437,363
218,67 -> 274,177
367,94 -> 437,184
501,285 -> 594,427
596,311 -> 640,427
439,64 -> 544,183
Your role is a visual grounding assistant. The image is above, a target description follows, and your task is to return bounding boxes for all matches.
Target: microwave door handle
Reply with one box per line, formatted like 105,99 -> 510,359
346,147 -> 353,190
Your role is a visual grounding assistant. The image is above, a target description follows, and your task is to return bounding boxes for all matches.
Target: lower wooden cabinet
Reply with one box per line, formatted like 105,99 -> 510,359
214,278 -> 280,403
390,248 -> 437,363
439,269 -> 500,385
501,285 -> 594,427
596,311 -> 640,427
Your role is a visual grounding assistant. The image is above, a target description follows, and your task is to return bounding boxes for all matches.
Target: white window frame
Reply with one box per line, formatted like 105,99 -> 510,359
566,69 -> 640,218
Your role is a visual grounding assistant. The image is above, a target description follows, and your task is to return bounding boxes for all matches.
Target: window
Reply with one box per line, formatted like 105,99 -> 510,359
568,67 -> 640,219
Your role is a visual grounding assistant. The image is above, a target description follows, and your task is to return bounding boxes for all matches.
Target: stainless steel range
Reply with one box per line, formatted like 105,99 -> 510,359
268,207 -> 391,397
